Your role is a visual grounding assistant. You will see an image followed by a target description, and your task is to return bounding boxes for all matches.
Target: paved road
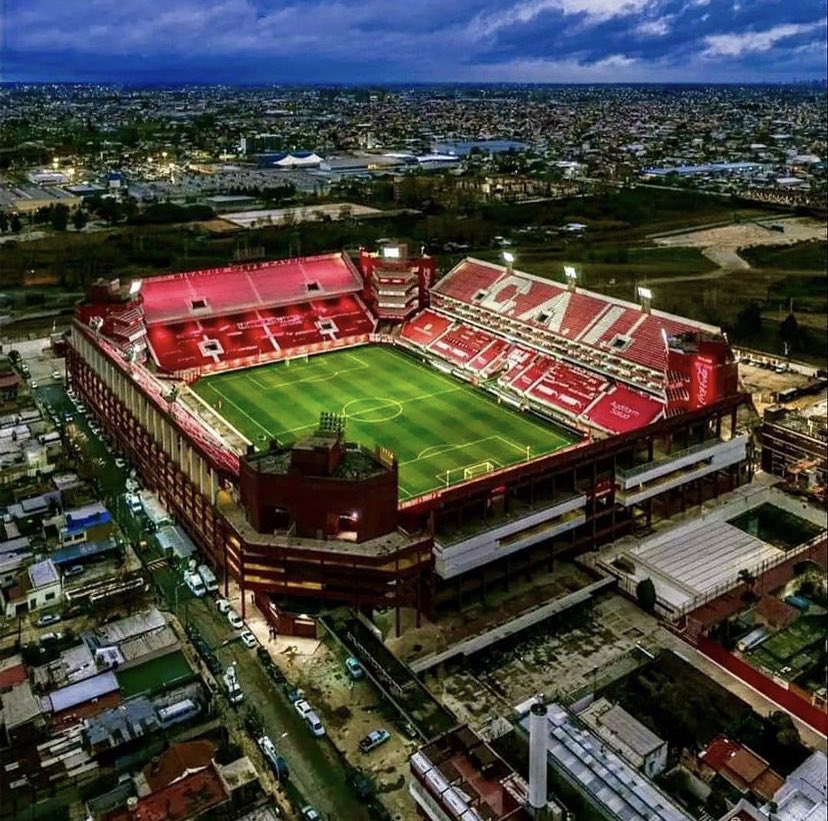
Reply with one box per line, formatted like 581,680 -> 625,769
194,599 -> 373,821
38,378 -> 372,819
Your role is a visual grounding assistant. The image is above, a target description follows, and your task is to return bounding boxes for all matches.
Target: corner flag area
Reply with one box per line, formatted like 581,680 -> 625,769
191,346 -> 578,501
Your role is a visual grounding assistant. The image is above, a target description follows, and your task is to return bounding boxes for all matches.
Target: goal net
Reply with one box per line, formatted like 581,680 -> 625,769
463,461 -> 495,480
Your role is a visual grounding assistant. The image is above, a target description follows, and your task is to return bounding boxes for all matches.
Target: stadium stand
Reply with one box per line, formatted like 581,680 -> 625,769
431,258 -> 718,376
586,385 -> 664,434
427,324 -> 495,366
141,254 -> 375,374
141,253 -> 363,325
400,310 -> 453,346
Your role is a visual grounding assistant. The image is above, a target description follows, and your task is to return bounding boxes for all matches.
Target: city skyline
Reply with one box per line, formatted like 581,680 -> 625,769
4,0 -> 827,84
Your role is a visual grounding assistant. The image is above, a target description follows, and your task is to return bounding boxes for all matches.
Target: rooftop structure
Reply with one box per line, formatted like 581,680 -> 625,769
410,724 -> 535,820
769,751 -> 828,821
699,736 -> 784,802
519,703 -> 692,821
577,698 -> 667,778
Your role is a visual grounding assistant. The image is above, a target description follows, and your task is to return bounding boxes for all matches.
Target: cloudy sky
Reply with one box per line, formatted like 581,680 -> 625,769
2,0 -> 826,83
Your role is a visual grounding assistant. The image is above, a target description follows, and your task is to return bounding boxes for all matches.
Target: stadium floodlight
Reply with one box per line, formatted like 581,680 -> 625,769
637,286 -> 653,301
502,251 -> 515,265
129,279 -> 143,296
382,245 -> 401,259
563,265 -> 578,280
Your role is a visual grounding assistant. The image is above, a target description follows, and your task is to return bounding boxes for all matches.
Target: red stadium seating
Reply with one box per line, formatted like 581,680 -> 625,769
428,324 -> 495,367
400,310 -> 453,345
147,294 -> 374,372
527,363 -> 608,416
141,253 -> 363,325
432,258 -> 710,375
585,385 -> 664,433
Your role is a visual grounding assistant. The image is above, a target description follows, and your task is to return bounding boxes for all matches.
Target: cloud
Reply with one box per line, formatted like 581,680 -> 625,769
635,16 -> 672,36
702,20 -> 826,58
3,0 -> 827,82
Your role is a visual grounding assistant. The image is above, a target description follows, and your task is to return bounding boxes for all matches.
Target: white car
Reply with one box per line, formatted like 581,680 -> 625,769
227,609 -> 244,630
114,458 -> 126,468
30,380 -> 38,389
216,598 -> 232,614
240,630 -> 258,649
294,699 -> 312,720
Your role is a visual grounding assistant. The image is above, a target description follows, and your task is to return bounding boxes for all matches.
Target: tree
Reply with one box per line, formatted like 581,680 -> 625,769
636,577 -> 657,613
733,302 -> 762,340
9,214 -> 22,234
50,204 -> 70,232
72,208 -> 88,231
0,211 -> 7,232
780,312 -> 801,353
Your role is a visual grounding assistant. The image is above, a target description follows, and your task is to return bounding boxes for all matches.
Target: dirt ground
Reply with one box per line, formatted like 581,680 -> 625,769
653,217 -> 827,271
424,591 -> 667,729
266,635 -> 418,821
386,560 -> 597,664
737,362 -> 826,416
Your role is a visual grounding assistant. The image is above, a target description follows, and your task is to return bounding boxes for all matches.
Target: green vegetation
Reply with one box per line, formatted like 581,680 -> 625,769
749,615 -> 827,684
115,650 -> 196,698
602,651 -> 809,775
192,346 -> 576,500
729,503 -> 824,550
740,240 -> 828,271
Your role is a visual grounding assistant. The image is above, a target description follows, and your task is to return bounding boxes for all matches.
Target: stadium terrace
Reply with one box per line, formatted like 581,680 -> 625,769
68,246 -> 752,631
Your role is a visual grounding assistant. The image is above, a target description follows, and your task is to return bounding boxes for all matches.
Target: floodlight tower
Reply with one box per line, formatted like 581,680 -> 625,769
502,251 -> 515,273
637,285 -> 653,314
563,265 -> 578,292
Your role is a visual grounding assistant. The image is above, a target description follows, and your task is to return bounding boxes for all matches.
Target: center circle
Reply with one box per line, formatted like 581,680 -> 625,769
342,397 -> 403,423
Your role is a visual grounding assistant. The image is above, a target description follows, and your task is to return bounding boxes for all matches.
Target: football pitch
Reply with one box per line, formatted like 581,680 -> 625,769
191,346 -> 578,501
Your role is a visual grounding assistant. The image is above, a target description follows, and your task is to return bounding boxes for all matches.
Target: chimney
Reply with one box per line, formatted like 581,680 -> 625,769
529,699 -> 548,815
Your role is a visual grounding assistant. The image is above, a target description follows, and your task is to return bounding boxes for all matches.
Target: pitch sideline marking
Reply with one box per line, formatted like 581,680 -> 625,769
204,383 -> 273,441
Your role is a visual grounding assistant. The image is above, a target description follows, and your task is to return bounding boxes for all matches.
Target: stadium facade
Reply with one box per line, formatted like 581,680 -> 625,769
67,247 -> 753,632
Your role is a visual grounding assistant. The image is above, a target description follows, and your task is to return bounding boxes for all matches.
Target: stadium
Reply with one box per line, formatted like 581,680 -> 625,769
67,245 -> 753,633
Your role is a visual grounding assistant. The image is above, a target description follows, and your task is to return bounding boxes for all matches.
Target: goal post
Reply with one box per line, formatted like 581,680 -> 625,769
462,461 -> 495,480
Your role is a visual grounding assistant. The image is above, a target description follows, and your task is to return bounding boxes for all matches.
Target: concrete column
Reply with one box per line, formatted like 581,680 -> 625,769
529,701 -> 548,814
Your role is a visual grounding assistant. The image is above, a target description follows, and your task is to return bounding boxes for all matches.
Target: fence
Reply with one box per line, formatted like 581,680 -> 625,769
694,634 -> 828,736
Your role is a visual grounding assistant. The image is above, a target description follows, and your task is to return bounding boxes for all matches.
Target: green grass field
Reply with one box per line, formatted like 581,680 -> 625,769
192,346 -> 577,500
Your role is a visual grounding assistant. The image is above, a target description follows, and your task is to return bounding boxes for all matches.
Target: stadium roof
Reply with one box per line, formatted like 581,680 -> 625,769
140,252 -> 363,325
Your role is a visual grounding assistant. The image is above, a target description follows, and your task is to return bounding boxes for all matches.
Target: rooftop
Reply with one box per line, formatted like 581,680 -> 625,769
578,698 -> 665,759
520,704 -> 692,821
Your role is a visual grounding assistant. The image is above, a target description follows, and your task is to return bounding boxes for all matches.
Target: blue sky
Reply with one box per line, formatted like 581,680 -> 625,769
2,0 -> 826,83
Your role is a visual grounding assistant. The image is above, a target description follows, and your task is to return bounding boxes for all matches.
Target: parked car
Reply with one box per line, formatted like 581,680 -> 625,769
40,631 -> 64,644
226,609 -> 244,630
215,598 -> 231,614
300,807 -> 321,821
305,711 -> 325,737
114,458 -> 126,468
240,630 -> 258,649
63,564 -> 85,578
36,613 -> 61,628
345,656 -> 364,680
257,735 -> 290,781
294,699 -> 312,720
359,729 -> 390,753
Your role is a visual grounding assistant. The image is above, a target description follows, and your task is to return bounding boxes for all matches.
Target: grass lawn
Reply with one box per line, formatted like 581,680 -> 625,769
749,614 -> 826,678
191,346 -> 577,501
116,650 -> 196,698
740,240 -> 828,272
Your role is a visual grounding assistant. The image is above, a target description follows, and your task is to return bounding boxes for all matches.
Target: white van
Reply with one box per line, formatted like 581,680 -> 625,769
197,564 -> 219,594
305,711 -> 325,737
184,570 -> 206,597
